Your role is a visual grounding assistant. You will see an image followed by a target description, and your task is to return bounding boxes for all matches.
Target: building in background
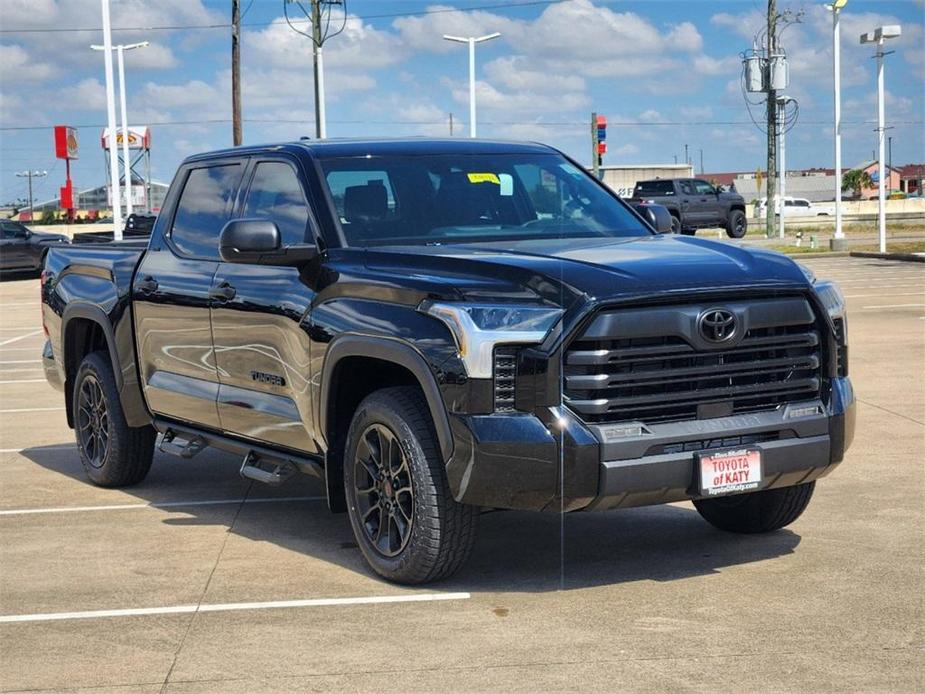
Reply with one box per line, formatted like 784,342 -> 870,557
20,181 -> 169,221
898,164 -> 924,196
598,164 -> 695,198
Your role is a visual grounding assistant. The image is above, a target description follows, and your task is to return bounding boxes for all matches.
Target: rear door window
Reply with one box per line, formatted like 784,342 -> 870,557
170,164 -> 243,259
243,161 -> 311,246
634,180 -> 675,196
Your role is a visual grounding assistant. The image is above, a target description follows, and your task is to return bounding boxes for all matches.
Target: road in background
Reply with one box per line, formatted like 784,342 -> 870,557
1,258 -> 922,692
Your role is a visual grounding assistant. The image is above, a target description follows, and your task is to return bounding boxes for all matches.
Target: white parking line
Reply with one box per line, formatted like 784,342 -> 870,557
0,407 -> 65,413
0,330 -> 42,347
0,495 -> 325,517
0,360 -> 42,364
845,292 -> 925,299
0,444 -> 73,454
0,379 -> 48,384
860,303 -> 925,310
0,592 -> 472,624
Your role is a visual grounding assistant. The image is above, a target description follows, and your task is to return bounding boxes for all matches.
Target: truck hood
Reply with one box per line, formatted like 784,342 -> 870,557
364,234 -> 810,308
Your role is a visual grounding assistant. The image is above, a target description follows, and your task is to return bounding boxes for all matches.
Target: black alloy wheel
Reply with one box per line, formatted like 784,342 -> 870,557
76,373 -> 110,469
352,423 -> 415,557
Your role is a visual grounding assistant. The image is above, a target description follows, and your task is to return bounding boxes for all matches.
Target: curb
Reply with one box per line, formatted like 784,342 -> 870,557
780,251 -> 851,259
850,251 -> 925,263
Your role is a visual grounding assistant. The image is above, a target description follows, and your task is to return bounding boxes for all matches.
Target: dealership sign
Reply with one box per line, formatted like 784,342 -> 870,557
54,125 -> 79,160
101,126 -> 151,150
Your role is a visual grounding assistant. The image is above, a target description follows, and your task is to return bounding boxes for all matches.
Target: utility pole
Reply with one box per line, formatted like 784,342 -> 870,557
888,136 -> 893,196
232,0 -> 242,146
699,148 -> 704,175
591,111 -> 600,180
766,0 -> 778,239
16,170 -> 47,218
449,113 -> 454,136
310,0 -> 325,139
684,144 -> 689,168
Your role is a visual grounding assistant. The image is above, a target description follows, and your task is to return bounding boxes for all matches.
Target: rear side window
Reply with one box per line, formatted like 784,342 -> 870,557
634,180 -> 675,196
170,164 -> 242,259
243,162 -> 311,246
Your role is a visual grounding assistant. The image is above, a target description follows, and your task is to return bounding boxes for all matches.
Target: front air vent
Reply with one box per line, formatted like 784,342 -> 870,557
493,347 -> 518,412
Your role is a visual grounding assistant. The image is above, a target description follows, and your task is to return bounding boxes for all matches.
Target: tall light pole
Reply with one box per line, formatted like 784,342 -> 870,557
96,0 -> 122,239
443,32 -> 501,138
861,25 -> 902,254
777,95 -> 795,239
93,41 -> 149,218
16,170 -> 47,218
826,0 -> 848,249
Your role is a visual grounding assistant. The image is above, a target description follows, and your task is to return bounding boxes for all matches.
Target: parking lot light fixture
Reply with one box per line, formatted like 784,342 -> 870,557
860,24 -> 902,253
443,32 -> 501,138
825,0 -> 847,247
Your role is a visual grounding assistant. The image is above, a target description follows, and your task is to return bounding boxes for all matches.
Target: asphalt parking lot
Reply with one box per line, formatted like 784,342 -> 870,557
1,257 -> 923,693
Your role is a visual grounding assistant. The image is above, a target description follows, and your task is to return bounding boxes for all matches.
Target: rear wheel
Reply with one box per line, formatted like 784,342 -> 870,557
344,386 -> 478,584
73,351 -> 156,487
725,209 -> 748,238
693,482 -> 815,534
670,215 -> 682,234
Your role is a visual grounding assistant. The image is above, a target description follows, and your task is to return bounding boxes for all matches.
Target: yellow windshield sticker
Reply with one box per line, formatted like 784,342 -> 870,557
467,173 -> 501,185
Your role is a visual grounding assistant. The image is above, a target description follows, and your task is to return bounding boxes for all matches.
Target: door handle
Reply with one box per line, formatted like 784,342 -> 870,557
209,282 -> 236,302
137,276 -> 158,294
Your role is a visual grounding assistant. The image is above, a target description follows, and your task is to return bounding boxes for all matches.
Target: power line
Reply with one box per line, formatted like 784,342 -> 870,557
2,118 -> 922,133
0,0 -> 572,34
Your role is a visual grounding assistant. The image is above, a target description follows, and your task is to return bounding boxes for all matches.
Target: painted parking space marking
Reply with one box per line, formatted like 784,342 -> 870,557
859,303 -> 925,310
0,407 -> 65,413
0,331 -> 42,347
0,592 -> 472,624
0,444 -> 73,454
0,379 -> 48,384
0,495 -> 325,517
0,360 -> 42,364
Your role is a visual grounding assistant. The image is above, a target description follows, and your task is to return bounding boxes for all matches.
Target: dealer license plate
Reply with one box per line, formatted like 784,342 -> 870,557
698,448 -> 762,497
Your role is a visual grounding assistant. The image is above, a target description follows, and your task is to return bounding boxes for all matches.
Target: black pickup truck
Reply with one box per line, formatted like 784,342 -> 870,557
630,178 -> 749,238
40,139 -> 855,584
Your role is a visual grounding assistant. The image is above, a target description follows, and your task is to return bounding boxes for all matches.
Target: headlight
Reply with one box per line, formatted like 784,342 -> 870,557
419,301 -> 562,378
814,280 -> 845,320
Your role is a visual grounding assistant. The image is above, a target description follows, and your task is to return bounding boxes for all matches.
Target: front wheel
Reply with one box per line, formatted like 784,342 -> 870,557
725,210 -> 748,238
670,215 -> 682,234
693,482 -> 815,534
344,386 -> 478,584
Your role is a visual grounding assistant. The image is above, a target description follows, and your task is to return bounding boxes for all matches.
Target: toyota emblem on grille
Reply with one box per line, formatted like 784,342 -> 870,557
698,308 -> 737,343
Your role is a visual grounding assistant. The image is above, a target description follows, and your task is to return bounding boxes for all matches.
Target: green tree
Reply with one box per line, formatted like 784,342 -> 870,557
842,169 -> 872,199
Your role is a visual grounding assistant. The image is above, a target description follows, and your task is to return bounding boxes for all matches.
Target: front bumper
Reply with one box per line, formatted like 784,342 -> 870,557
445,376 -> 855,512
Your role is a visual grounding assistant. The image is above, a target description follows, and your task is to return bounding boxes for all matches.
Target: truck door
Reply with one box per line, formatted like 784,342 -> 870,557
210,157 -> 320,454
133,161 -> 246,429
692,179 -> 722,225
678,179 -> 699,225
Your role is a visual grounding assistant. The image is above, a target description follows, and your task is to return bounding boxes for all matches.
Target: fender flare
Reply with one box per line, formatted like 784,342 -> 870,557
319,335 -> 454,462
62,303 -> 125,390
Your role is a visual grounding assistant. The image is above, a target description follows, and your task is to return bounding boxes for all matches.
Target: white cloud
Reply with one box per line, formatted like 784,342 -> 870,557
0,44 -> 58,83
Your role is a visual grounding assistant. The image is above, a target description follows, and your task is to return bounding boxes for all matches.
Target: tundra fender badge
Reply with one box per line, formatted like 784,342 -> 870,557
251,370 -> 286,387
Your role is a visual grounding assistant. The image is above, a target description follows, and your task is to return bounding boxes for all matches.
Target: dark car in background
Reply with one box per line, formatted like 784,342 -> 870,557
0,220 -> 70,273
630,178 -> 749,238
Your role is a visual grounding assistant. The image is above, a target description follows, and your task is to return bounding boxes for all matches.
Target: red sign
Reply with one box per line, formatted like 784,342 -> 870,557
597,141 -> 607,154
54,125 -> 79,160
596,115 -> 607,127
59,181 -> 74,210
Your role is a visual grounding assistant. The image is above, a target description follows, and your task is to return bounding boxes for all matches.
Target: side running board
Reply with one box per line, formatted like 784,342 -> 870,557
239,452 -> 297,486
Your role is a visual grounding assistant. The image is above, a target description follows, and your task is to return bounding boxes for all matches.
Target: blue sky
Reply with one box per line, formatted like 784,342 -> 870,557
1,0 -> 922,206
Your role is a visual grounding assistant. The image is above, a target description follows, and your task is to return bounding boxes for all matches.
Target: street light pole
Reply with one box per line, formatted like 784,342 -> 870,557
443,32 -> 501,138
861,25 -> 901,254
98,0 -> 121,239
15,170 -> 47,218
826,0 -> 847,249
92,41 -> 148,223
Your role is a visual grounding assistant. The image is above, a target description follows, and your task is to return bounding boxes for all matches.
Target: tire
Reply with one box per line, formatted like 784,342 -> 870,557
73,351 -> 156,487
344,386 -> 478,584
670,215 -> 682,234
725,209 -> 748,238
693,482 -> 816,534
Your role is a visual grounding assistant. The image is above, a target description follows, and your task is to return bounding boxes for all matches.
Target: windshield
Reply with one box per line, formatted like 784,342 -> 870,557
319,153 -> 652,247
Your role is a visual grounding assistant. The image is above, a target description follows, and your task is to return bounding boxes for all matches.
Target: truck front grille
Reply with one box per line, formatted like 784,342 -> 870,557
564,298 -> 823,425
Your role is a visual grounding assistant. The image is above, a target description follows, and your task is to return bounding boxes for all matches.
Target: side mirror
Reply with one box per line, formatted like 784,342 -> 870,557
219,219 -> 318,266
632,203 -> 674,233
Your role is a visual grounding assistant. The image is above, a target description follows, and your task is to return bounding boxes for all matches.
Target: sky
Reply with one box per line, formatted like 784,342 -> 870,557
0,0 -> 923,207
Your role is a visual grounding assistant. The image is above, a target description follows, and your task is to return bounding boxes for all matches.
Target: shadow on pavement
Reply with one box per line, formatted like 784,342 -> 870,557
19,442 -> 800,592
